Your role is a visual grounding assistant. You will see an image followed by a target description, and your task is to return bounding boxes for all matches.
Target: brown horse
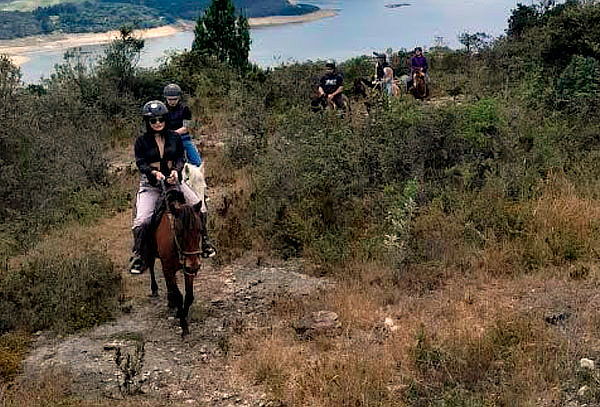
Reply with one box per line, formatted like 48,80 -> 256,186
310,93 -> 351,113
410,69 -> 429,100
146,187 -> 203,337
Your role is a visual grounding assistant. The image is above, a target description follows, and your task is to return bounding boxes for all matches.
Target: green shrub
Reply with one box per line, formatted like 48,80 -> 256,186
0,251 -> 120,334
555,55 -> 600,113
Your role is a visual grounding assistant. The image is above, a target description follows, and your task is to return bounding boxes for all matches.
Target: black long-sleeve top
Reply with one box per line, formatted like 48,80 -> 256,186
166,103 -> 192,131
134,130 -> 185,185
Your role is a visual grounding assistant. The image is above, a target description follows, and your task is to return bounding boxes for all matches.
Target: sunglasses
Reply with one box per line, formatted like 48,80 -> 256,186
149,116 -> 166,124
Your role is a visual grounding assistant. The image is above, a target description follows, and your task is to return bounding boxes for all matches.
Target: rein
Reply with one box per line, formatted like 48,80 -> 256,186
168,213 -> 201,276
161,180 -> 201,276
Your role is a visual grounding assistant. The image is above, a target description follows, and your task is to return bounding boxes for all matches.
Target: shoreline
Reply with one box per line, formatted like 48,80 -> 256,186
0,9 -> 338,66
249,9 -> 337,27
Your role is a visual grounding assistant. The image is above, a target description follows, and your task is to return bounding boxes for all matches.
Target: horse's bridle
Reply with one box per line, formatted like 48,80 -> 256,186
168,213 -> 201,276
161,181 -> 201,276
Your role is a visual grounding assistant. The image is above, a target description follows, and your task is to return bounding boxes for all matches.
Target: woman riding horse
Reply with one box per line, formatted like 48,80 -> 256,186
353,53 -> 400,102
130,100 -> 203,274
131,100 -> 207,336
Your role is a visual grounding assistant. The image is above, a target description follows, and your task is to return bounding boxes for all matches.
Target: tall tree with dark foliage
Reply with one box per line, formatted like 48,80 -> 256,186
192,0 -> 251,71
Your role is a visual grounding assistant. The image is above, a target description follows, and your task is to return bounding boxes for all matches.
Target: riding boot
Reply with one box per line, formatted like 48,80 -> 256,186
199,212 -> 217,258
130,225 -> 148,274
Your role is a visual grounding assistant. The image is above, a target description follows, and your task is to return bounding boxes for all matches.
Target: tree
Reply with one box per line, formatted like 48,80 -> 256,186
555,55 -> 600,113
98,26 -> 144,92
507,3 -> 539,38
0,55 -> 21,104
192,0 -> 251,71
459,32 -> 492,54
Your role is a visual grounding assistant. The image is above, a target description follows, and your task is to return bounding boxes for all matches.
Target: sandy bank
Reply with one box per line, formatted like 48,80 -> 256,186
249,9 -> 337,27
0,9 -> 337,66
0,24 -> 188,64
7,55 -> 30,66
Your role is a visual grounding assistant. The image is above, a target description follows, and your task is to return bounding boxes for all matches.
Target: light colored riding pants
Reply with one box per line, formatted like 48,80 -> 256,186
132,176 -> 204,229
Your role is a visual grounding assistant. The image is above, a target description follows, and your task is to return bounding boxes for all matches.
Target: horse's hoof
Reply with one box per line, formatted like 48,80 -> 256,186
181,327 -> 190,337
149,291 -> 159,298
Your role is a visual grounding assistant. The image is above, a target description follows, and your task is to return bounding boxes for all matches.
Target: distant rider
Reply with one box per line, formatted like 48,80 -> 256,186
406,47 -> 429,90
163,83 -> 202,167
373,52 -> 398,97
318,59 -> 346,109
374,52 -> 390,83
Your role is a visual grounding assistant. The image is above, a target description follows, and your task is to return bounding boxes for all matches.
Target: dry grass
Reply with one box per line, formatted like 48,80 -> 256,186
0,333 -> 31,383
412,174 -> 600,280
0,370 -> 167,407
234,173 -> 600,407
237,329 -> 398,407
525,175 -> 600,267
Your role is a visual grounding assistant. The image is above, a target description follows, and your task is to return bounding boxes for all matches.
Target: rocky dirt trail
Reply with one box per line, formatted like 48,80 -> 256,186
21,143 -> 333,406
25,255 -> 330,405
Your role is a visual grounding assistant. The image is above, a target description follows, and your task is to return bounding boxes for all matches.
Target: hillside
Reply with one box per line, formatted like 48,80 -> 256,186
3,1 -> 600,405
0,0 -> 318,39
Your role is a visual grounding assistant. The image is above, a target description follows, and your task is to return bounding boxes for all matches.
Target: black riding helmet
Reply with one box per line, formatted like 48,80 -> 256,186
325,59 -> 336,69
142,100 -> 168,117
163,83 -> 182,98
142,100 -> 169,133
373,52 -> 387,61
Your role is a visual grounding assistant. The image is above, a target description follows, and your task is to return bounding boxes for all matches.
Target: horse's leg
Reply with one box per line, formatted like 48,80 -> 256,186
163,267 -> 183,311
180,273 -> 195,337
342,95 -> 351,112
148,257 -> 158,297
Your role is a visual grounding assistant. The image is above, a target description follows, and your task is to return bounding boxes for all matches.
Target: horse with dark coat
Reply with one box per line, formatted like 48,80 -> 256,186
409,68 -> 429,100
143,186 -> 204,337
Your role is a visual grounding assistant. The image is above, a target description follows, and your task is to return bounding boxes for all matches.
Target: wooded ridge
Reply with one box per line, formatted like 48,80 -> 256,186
0,0 -> 317,40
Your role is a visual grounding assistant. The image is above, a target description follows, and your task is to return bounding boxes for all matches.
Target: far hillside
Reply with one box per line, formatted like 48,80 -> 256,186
0,0 -> 318,39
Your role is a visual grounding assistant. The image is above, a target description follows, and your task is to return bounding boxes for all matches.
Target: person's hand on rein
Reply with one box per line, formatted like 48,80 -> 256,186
167,170 -> 179,185
152,170 -> 166,182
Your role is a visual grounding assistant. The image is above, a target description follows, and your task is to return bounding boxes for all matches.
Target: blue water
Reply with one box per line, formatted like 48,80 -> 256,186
18,0 -> 520,82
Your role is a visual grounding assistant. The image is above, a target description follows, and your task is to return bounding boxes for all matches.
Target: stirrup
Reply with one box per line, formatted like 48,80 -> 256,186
129,256 -> 146,274
201,243 -> 217,258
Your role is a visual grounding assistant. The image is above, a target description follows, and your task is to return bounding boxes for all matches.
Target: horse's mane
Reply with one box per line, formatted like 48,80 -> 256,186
174,205 -> 202,236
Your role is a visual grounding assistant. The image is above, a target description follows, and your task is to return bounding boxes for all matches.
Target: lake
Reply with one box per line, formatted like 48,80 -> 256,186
18,0 -> 521,82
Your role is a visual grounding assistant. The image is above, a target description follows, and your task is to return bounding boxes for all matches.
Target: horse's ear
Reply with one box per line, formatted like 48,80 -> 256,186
168,199 -> 182,216
166,190 -> 185,215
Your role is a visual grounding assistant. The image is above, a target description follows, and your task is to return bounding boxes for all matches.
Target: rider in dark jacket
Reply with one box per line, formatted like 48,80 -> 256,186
410,47 -> 429,75
404,47 -> 429,91
130,101 -> 194,274
318,59 -> 346,109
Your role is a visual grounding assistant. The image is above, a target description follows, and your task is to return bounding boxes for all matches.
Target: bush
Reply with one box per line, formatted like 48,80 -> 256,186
0,251 -> 120,334
555,55 -> 600,113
